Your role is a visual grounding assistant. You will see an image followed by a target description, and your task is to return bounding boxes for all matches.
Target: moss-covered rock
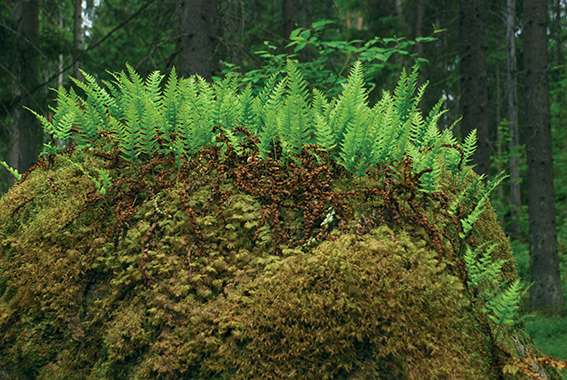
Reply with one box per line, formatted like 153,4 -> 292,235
0,150 -> 556,379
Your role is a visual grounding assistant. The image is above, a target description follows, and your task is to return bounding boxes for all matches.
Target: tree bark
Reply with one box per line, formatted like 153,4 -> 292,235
414,0 -> 425,55
282,0 -> 300,38
73,0 -> 83,79
58,2 -> 65,87
505,0 -> 522,238
176,0 -> 218,79
395,0 -> 409,37
523,0 -> 564,314
553,0 -> 563,71
7,0 -> 43,175
458,0 -> 490,175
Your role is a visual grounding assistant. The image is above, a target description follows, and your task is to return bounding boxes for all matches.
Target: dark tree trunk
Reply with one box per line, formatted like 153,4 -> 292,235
283,0 -> 295,38
523,0 -> 564,314
552,0 -> 564,107
506,0 -> 522,237
7,0 -> 43,175
176,0 -> 218,79
282,0 -> 309,39
414,0 -> 425,55
73,0 -> 83,79
553,0 -> 563,71
458,0 -> 490,175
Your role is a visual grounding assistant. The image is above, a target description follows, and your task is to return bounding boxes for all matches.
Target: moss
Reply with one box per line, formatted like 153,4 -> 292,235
193,228 -> 497,379
0,149 -> 552,379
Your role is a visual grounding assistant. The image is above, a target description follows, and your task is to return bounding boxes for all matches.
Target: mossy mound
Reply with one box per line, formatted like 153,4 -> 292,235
0,149 -> 553,379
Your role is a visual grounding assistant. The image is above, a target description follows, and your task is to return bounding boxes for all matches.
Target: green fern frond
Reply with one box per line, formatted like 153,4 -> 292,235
460,172 -> 508,237
462,129 -> 477,167
394,64 -> 419,123
285,60 -> 309,102
162,67 -> 179,146
329,61 -> 368,148
314,113 -> 335,151
485,280 -> 523,327
339,105 -> 372,175
0,160 -> 21,181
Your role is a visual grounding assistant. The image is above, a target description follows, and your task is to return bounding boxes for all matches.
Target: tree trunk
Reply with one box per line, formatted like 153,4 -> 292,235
506,0 -> 522,238
552,0 -> 564,108
523,0 -> 564,314
395,0 -> 409,37
176,0 -> 218,79
283,0 -> 299,38
7,0 -> 43,175
458,0 -> 490,175
73,0 -> 83,79
414,0 -> 425,55
58,2 -> 65,87
553,0 -> 563,71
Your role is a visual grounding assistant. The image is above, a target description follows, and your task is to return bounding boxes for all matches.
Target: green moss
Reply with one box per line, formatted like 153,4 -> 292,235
197,228 -> 497,379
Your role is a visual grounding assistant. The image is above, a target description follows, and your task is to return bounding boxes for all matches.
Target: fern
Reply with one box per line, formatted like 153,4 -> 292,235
93,168 -> 112,195
329,61 -> 367,150
314,113 -> 335,151
460,172 -> 507,237
277,61 -> 311,158
464,244 -> 505,289
339,105 -> 372,175
0,160 -> 21,181
485,280 -> 523,327
462,130 -> 478,168
27,61 -> 498,204
464,242 -> 524,328
258,77 -> 287,158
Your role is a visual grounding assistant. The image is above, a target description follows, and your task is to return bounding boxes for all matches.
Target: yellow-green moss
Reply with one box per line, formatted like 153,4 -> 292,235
189,228 -> 497,379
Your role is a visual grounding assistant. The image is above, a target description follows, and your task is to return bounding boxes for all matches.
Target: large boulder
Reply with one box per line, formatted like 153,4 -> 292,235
0,149 -> 552,379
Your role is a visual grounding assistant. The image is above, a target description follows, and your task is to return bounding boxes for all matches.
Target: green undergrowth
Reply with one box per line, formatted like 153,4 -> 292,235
0,63 -> 561,378
512,240 -> 567,379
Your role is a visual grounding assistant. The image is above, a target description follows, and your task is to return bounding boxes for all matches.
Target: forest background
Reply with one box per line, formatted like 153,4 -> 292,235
0,0 -> 566,370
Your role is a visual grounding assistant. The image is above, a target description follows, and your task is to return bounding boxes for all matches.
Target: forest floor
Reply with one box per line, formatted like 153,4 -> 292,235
514,242 -> 567,379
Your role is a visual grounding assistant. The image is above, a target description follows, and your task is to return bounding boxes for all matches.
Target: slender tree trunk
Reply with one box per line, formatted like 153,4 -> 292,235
414,0 -> 425,55
505,0 -> 522,238
458,0 -> 490,175
73,0 -> 83,79
553,0 -> 563,71
523,0 -> 564,314
395,0 -> 410,38
283,0 -> 295,38
176,0 -> 218,79
220,0 -> 243,65
8,0 -> 43,175
58,3 -> 65,87
552,0 -> 564,108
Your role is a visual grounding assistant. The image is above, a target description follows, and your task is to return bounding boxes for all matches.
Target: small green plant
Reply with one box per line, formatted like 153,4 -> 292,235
92,168 -> 112,195
452,171 -> 508,238
58,155 -> 112,196
464,244 -> 525,329
32,61 -> 480,194
222,20 -> 435,96
0,160 -> 21,181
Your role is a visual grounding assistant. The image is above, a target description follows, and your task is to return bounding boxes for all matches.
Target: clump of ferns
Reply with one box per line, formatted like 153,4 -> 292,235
31,59 -> 509,236
32,61 -> 476,191
464,242 -> 526,336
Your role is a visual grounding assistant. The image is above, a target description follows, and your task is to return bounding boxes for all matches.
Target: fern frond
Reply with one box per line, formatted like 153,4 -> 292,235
0,160 -> 21,181
314,113 -> 335,151
485,280 -> 523,326
462,129 -> 477,167
460,172 -> 508,237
